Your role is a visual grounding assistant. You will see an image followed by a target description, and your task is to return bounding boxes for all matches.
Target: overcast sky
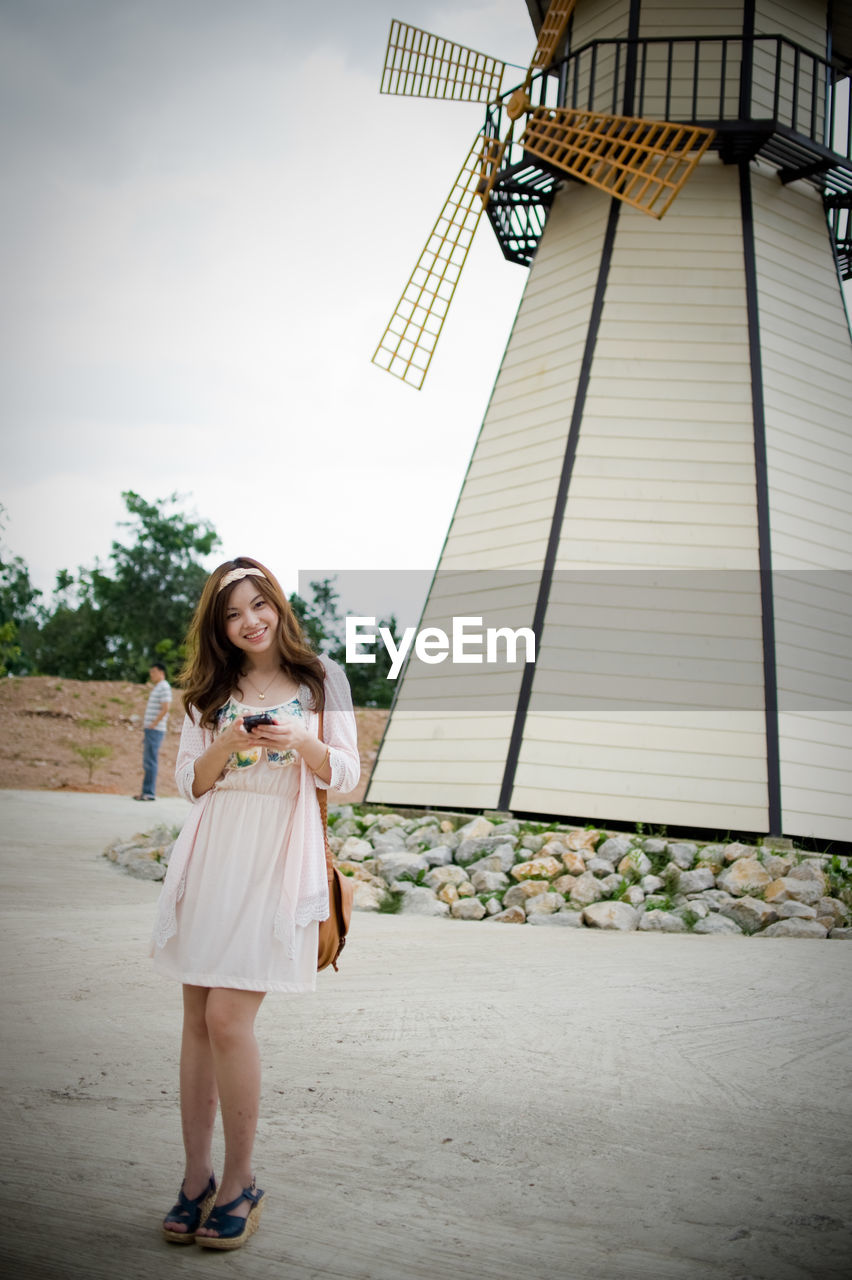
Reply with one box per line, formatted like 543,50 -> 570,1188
0,0 -> 531,604
2,0 -> 850,613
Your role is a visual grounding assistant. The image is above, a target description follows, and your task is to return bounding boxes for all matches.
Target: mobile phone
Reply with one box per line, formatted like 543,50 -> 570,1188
243,712 -> 275,732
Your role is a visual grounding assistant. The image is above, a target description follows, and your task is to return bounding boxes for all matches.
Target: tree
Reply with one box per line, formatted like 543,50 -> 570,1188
290,578 -> 399,708
33,491 -> 220,680
0,510 -> 43,674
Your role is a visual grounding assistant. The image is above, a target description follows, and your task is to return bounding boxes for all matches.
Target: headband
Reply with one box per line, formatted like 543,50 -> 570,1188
216,567 -> 267,593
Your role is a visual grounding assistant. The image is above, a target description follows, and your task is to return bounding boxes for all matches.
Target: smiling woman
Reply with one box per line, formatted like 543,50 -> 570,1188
148,554 -> 360,1250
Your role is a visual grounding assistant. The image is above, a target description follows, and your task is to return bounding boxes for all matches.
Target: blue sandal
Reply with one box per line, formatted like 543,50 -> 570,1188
161,1173 -> 217,1244
194,1178 -> 265,1251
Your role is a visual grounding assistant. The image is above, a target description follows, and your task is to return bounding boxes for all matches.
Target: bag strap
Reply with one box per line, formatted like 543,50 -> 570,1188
317,709 -> 333,879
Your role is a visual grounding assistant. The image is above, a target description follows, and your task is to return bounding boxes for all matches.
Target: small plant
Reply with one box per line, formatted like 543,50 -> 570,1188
377,888 -> 405,914
71,716 -> 112,784
679,909 -> 700,931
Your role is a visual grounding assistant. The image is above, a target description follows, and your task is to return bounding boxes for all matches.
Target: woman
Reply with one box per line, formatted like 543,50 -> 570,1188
150,556 -> 360,1250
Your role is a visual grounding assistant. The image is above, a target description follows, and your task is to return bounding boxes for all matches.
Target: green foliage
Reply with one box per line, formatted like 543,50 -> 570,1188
72,743 -> 112,782
377,888 -> 405,914
0,510 -> 43,674
28,491 -> 219,680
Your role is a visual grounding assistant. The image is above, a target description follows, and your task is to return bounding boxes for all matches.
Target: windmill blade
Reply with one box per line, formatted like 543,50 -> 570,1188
529,0 -> 577,72
380,19 -> 504,102
522,107 -> 716,218
373,131 -> 506,389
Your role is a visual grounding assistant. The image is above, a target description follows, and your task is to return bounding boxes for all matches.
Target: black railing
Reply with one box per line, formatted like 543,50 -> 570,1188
488,34 -> 852,171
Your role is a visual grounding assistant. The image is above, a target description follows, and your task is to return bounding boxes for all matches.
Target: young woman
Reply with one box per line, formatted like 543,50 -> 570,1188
150,556 -> 360,1250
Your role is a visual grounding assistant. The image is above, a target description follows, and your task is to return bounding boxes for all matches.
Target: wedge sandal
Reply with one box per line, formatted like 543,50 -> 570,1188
194,1178 -> 265,1251
161,1173 -> 217,1244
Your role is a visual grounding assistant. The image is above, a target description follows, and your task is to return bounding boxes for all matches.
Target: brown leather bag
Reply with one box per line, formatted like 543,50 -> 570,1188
316,711 -> 353,972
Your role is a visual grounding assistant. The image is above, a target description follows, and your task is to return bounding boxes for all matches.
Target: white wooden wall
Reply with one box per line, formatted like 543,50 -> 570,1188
751,169 -> 852,840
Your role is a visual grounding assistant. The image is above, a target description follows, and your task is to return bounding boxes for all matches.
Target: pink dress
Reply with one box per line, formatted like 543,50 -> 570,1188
150,657 -> 361,994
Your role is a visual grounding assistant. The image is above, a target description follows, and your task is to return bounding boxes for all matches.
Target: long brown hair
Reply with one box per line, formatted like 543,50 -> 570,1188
180,556 -> 325,728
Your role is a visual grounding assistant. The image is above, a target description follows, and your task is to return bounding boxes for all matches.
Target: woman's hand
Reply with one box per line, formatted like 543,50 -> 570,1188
246,717 -> 310,753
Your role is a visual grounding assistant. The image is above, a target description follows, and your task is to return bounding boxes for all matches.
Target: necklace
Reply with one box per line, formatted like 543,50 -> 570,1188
241,670 -> 279,702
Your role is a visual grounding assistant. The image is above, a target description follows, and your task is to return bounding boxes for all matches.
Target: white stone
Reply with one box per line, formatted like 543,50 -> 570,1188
692,914 -> 743,935
586,857 -> 616,876
397,886 -> 449,917
723,841 -> 754,863
485,897 -> 502,916
471,869 -> 510,893
352,881 -> 384,911
639,874 -> 665,895
370,829 -> 408,851
597,836 -> 632,860
764,877 -> 823,907
719,897 -> 780,934
668,842 -> 698,869
756,919 -> 828,939
466,849 -> 515,875
829,927 -> 852,939
677,867 -> 716,894
787,862 -> 828,893
504,880 -> 549,908
451,898 -> 487,921
338,836 -> 373,861
528,910 -> 585,927
761,852 -> 794,878
643,839 -> 668,855
582,901 -> 639,931
524,892 -> 563,916
638,910 -> 687,933
374,851 -> 430,882
486,905 -> 526,923
622,885 -> 645,907
618,850 -> 652,880
817,897 -> 849,926
510,856 -> 562,881
456,816 -> 495,840
423,845 -> 454,867
560,849 -> 587,876
776,900 -> 817,919
717,858 -> 772,897
423,865 -> 470,891
599,874 -> 624,895
569,872 -> 604,907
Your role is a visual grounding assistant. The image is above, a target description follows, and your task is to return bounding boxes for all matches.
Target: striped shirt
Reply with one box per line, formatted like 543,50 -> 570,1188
144,679 -> 172,732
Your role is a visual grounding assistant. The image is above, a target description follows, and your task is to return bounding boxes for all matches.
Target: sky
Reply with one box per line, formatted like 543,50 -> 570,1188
0,0 -> 533,610
1,0 -> 850,616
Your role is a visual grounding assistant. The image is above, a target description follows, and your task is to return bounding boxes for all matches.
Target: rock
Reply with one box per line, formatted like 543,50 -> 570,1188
692,914 -> 743,935
756,919 -> 828,939
640,874 -> 664,895
437,883 -> 459,905
719,897 -> 780,934
643,838 -> 668,854
455,816 -> 494,841
423,845 -> 454,867
457,882 -> 476,898
597,836 -> 632,860
722,841 -> 753,862
352,881 -> 384,911
327,836 -> 343,854
374,851 -> 429,882
582,901 -> 639,931
569,872 -> 604,907
817,897 -> 849,926
332,819 -> 360,838
466,845 -> 516,874
471,869 -> 510,893
622,885 -> 645,907
451,898 -> 487,921
643,894 -> 671,912
761,852 -> 795,878
560,850 -> 587,876
423,865 -> 470,891
565,829 -> 599,851
829,927 -> 852,939
405,826 -> 444,850
599,874 -> 624,896
504,881 -> 550,908
680,899 -> 710,919
697,889 -> 735,912
485,897 -> 503,916
697,844 -> 726,871
677,867 -> 716,894
717,859 -> 771,897
764,877 -> 823,907
125,857 -> 165,881
618,850 -> 652,880
586,857 -> 616,877
639,910 -> 688,933
524,892 -> 563,916
528,910 -> 585,927
337,861 -> 381,883
668,842 -> 698,869
776,900 -> 817,919
456,835 -> 518,865
370,829 -> 408,852
491,819 -> 521,836
487,905 -> 526,923
510,856 -> 562,881
397,886 -> 449,917
439,819 -> 455,833
787,862 -> 828,893
338,836 -> 373,861
519,834 -> 545,852
552,874 -> 579,895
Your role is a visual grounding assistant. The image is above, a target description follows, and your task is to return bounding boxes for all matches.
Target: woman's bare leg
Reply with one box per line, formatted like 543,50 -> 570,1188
164,984 -> 218,1233
195,987 -> 265,1237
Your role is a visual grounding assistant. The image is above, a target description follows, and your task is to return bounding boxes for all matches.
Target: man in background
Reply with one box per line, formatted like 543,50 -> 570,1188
134,662 -> 171,800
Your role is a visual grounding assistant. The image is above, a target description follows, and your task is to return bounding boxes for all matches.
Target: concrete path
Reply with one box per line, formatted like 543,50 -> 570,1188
1,789 -> 850,1280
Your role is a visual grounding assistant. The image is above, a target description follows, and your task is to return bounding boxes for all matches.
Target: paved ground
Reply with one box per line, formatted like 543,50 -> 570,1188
1,789 -> 850,1280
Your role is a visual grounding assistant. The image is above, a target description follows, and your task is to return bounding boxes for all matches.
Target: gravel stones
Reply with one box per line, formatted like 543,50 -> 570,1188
524,892 -> 563,916
718,897 -> 780,934
692,914 -> 744,935
756,919 -> 828,939
764,877 -> 824,907
451,898 -> 487,921
487,905 -> 526,923
717,858 -> 772,896
639,910 -> 688,933
597,836 -> 633,860
510,856 -> 562,881
396,885 -> 449,917
568,871 -> 604,907
668,842 -> 698,869
677,867 -> 716,894
582,901 -> 639,931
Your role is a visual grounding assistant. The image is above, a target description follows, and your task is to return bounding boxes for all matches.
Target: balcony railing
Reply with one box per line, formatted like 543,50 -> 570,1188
485,34 -> 852,272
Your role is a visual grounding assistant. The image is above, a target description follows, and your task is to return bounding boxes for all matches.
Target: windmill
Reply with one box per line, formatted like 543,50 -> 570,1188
367,1 -> 852,846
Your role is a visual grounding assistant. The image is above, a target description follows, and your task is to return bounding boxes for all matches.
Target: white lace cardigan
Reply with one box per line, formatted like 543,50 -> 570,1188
150,654 -> 360,960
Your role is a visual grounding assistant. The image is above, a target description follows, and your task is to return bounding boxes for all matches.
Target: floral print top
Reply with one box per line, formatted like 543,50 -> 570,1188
216,695 -> 305,770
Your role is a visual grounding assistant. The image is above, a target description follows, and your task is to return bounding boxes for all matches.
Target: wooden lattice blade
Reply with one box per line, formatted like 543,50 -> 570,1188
529,0 -> 577,71
380,19 -> 504,101
372,131 -> 504,389
522,107 -> 716,218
